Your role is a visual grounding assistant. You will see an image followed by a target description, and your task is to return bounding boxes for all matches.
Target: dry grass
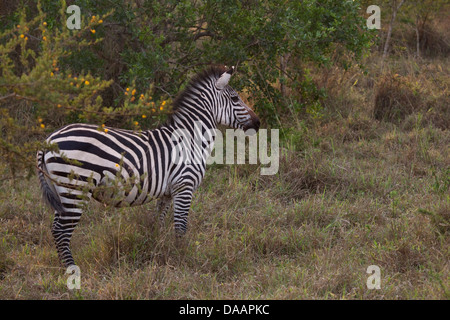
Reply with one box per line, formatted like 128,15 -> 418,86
0,53 -> 449,300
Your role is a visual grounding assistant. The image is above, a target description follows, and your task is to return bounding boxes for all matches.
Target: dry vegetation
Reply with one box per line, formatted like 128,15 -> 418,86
0,9 -> 449,300
1,51 -> 448,299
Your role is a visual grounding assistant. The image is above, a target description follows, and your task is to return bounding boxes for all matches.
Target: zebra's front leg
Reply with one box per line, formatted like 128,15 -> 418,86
156,196 -> 172,229
172,189 -> 194,237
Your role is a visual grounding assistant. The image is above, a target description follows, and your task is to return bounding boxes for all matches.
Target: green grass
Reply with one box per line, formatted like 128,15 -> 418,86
0,55 -> 449,299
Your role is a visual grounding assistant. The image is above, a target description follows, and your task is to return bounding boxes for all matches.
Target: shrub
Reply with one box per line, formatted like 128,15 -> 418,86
0,2 -> 167,180
373,73 -> 421,123
0,0 -> 374,181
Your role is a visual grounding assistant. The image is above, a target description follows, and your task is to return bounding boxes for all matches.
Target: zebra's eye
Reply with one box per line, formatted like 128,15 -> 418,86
231,96 -> 240,103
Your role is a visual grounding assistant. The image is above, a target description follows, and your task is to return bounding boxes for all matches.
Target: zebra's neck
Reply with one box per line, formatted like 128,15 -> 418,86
159,69 -> 223,163
162,104 -> 218,165
170,106 -> 216,132
166,70 -> 221,134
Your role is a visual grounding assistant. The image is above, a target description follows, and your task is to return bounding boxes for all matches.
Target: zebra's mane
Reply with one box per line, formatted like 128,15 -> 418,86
167,65 -> 228,122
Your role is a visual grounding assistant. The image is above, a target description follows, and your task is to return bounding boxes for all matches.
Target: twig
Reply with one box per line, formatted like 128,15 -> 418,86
0,93 -> 17,101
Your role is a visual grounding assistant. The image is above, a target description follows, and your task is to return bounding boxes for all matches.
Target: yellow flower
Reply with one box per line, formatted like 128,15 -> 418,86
134,121 -> 139,126
25,37 -> 28,41
161,100 -> 166,106
104,128 -> 108,133
50,72 -> 54,77
142,114 -> 147,119
126,87 -> 130,92
43,22 -> 47,26
40,123 -> 45,128
85,80 -> 90,85
131,89 -> 136,95
42,36 -> 47,41
73,77 -> 77,80
101,124 -> 105,128
115,163 -> 119,168
160,106 -> 164,111
152,108 -> 156,113
38,117 -> 43,123
90,29 -> 96,34
20,34 -> 24,38
17,25 -> 20,29
98,20 -> 103,24
130,96 -> 135,102
57,104 -> 62,108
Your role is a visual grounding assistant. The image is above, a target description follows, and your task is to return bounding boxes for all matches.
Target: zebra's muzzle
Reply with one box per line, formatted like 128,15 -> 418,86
244,106 -> 260,133
243,118 -> 260,135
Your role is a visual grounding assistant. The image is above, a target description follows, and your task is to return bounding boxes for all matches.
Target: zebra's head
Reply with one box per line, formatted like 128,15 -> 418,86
214,66 -> 260,133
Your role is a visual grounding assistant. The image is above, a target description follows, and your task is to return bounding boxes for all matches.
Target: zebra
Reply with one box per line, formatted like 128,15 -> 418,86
36,65 -> 260,267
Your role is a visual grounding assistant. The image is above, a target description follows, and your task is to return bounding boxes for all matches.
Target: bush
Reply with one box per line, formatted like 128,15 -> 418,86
407,22 -> 450,57
0,0 -> 374,181
373,73 -> 421,123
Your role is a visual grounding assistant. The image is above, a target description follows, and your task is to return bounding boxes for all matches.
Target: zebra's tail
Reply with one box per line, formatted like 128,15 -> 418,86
36,150 -> 65,213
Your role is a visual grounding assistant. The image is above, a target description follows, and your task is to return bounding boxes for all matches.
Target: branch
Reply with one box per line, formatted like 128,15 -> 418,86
0,93 -> 17,101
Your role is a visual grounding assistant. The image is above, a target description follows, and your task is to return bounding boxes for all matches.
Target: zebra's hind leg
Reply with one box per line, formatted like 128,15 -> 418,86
51,210 -> 80,267
51,191 -> 87,267
156,196 -> 172,229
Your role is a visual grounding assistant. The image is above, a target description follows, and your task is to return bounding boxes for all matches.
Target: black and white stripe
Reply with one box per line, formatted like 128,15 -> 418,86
37,66 -> 260,266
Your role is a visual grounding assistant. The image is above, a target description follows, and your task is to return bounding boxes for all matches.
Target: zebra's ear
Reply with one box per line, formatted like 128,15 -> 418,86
215,66 -> 235,90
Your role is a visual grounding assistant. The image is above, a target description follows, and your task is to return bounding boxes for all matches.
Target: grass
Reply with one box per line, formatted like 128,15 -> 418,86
0,54 -> 449,299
